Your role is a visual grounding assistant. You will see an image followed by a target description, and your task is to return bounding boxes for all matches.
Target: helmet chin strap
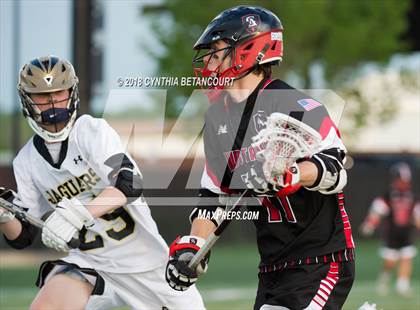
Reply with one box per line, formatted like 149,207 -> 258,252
230,66 -> 256,82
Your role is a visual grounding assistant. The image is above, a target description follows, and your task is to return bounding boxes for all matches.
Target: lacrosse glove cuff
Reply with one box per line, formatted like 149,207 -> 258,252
304,152 -> 347,194
166,235 -> 209,291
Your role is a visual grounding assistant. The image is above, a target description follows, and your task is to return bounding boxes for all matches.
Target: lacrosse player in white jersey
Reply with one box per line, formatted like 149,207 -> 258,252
0,56 -> 204,310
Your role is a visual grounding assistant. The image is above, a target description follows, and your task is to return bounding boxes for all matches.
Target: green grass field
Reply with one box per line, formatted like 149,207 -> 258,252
1,239 -> 419,309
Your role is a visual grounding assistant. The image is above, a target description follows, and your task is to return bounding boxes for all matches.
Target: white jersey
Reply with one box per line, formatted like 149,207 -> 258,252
13,115 -> 168,273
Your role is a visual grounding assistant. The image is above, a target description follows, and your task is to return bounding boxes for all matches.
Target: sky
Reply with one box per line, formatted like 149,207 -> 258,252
0,0 -> 158,113
0,0 -> 72,113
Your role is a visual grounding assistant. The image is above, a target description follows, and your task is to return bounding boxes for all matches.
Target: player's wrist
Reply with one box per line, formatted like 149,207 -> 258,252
169,235 -> 205,257
191,218 -> 216,239
86,187 -> 128,219
297,160 -> 318,187
178,235 -> 206,248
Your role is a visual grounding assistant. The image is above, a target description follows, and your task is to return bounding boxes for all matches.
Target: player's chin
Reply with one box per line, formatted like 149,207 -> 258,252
41,121 -> 67,133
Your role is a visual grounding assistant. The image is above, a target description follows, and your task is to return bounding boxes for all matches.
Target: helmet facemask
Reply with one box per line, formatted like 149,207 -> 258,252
20,86 -> 78,134
18,56 -> 80,143
193,44 -> 235,87
193,31 -> 283,90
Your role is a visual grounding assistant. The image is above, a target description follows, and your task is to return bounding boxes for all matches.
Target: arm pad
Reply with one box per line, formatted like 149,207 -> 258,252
304,148 -> 347,194
104,153 -> 144,202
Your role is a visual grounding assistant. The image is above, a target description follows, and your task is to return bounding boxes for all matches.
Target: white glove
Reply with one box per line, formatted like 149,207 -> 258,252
0,207 -> 15,223
270,163 -> 301,188
0,187 -> 16,223
42,197 -> 94,252
268,163 -> 302,197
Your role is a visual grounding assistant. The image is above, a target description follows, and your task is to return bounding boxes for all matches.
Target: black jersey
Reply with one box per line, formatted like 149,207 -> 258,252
372,189 -> 419,248
191,78 -> 355,269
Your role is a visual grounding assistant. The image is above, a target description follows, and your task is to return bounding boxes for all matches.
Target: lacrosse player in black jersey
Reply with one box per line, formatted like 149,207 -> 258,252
165,6 -> 355,310
361,162 -> 420,297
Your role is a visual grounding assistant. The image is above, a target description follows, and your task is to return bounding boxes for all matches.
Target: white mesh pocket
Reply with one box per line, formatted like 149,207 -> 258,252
252,113 -> 322,179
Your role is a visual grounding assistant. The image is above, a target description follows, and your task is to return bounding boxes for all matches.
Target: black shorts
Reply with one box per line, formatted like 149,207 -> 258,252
384,226 -> 413,249
254,261 -> 355,310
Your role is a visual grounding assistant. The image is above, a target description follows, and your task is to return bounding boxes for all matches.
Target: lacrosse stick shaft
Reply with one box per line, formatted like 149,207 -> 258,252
0,197 -> 80,249
0,197 -> 44,228
188,190 -> 248,269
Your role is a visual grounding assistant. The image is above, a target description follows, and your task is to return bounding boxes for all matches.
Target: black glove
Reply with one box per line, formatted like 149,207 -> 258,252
165,235 -> 210,291
0,187 -> 16,201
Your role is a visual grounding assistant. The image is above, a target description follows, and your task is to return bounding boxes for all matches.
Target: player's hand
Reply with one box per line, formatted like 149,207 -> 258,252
359,222 -> 374,237
41,197 -> 94,251
271,163 -> 301,197
0,187 -> 16,223
166,235 -> 210,291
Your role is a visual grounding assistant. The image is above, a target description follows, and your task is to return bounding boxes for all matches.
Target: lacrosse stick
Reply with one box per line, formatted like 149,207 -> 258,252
251,112 -> 322,183
188,114 -> 322,270
188,190 -> 249,270
0,196 -> 80,249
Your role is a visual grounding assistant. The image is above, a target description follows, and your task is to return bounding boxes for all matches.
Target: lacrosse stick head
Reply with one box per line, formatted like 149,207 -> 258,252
252,112 -> 322,181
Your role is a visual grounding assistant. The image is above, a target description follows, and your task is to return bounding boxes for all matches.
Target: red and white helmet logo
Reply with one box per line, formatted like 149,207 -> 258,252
242,14 -> 260,33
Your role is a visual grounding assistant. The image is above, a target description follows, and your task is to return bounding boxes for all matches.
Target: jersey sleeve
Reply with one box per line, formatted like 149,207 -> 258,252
192,108 -> 230,224
303,106 -> 347,194
290,98 -> 347,170
200,110 -> 226,195
370,196 -> 390,216
282,106 -> 348,195
74,116 -> 141,185
13,150 -> 49,219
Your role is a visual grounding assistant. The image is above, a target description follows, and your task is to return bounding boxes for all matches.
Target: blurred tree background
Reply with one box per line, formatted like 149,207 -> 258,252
143,0 -> 417,137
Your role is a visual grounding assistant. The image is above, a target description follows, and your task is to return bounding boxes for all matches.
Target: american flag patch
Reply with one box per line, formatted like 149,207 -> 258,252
297,98 -> 322,111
